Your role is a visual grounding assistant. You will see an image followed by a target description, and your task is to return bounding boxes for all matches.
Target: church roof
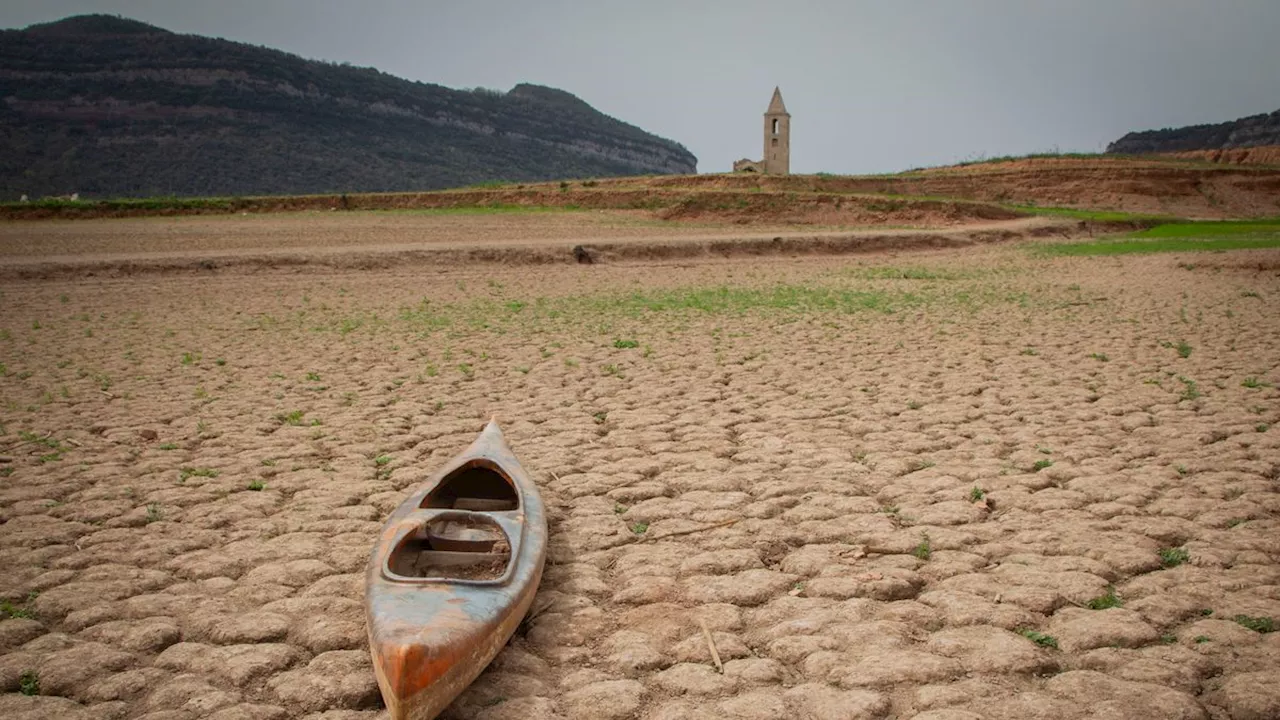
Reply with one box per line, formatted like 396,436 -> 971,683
766,87 -> 788,115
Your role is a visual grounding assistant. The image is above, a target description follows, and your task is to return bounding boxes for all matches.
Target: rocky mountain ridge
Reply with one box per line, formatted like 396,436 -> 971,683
1107,108 -> 1280,155
0,14 -> 696,199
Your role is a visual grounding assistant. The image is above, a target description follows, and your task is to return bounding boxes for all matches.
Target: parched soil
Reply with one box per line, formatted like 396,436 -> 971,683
1,217 -> 1279,720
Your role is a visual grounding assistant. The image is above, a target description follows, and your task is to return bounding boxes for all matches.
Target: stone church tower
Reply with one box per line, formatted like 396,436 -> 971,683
763,87 -> 790,175
733,87 -> 791,175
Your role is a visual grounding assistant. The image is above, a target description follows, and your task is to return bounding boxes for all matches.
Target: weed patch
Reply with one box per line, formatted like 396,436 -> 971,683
1233,615 -> 1275,633
1017,629 -> 1059,649
1087,586 -> 1123,610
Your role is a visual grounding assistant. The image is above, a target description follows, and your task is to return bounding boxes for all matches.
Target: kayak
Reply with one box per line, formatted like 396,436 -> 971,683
365,420 -> 547,720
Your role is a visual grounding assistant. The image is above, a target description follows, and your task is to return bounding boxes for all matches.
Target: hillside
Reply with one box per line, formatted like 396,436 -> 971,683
8,154 -> 1280,224
0,14 -> 697,199
1107,108 -> 1280,154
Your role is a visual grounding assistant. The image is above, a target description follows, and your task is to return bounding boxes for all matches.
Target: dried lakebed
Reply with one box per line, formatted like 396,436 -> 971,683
1,240 -> 1278,720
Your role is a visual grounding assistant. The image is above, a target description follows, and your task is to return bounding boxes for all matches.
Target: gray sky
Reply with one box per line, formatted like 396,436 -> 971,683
3,0 -> 1279,174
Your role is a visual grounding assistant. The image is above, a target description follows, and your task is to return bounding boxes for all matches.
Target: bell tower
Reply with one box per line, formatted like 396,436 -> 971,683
763,87 -> 790,175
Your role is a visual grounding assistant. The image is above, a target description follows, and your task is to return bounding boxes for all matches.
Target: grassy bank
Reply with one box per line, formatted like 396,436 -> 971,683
1036,219 -> 1280,256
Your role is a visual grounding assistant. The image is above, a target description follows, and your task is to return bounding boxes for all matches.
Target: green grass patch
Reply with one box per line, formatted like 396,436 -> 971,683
581,284 -> 918,317
1038,235 -> 1280,256
0,599 -> 35,619
848,266 -> 958,281
1017,629 -> 1059,649
1087,586 -> 1123,610
1038,218 -> 1280,256
368,204 -> 585,216
913,532 -> 932,561
303,274 -> 1041,340
19,670 -> 38,696
1233,615 -> 1275,633
1159,547 -> 1190,568
1010,205 -> 1178,223
1131,219 -> 1280,237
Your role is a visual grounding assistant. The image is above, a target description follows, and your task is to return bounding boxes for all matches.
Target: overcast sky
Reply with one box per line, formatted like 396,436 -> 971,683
3,0 -> 1279,174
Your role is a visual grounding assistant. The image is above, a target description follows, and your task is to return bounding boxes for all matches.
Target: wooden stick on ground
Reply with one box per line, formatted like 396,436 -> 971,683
699,618 -> 724,674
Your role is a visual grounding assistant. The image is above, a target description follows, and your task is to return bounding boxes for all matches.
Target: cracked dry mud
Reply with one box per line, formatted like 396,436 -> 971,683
1,238 -> 1279,720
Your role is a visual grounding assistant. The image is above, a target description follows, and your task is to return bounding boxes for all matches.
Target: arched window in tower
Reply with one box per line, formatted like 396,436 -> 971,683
772,119 -> 779,135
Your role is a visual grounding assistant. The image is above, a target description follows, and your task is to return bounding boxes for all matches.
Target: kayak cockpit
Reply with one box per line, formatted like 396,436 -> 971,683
382,457 -> 525,585
422,459 -> 519,511
385,514 -> 513,581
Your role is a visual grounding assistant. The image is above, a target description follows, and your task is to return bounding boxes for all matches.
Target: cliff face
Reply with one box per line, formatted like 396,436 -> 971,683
0,15 -> 697,199
1107,109 -> 1280,155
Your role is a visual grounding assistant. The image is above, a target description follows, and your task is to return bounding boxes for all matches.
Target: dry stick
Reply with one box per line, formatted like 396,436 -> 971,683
640,518 -> 739,543
699,618 -> 724,674
0,431 -> 55,455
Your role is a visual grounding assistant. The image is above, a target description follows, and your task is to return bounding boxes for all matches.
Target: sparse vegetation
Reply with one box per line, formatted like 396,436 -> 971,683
1087,586 -> 1123,610
913,532 -> 932,561
1177,376 -> 1200,402
1032,459 -> 1053,472
1017,629 -> 1059,649
19,670 -> 39,696
0,599 -> 35,620
1036,219 -> 1280,256
1233,615 -> 1275,633
179,466 -> 218,481
969,487 -> 986,502
1159,547 -> 1190,568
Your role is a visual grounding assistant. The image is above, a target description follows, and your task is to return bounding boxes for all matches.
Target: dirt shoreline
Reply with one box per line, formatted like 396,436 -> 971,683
0,216 -> 1085,281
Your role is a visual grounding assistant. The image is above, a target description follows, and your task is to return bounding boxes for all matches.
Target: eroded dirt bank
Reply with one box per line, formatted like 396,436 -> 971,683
0,213 -> 1080,281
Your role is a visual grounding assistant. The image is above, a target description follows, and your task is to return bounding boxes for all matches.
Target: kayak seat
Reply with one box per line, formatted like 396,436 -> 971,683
387,514 -> 513,580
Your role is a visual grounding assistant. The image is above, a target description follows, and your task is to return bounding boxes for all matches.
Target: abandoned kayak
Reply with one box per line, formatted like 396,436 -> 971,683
365,420 -> 547,720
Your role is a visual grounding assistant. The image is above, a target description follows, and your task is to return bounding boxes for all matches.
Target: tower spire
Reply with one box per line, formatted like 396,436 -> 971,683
766,87 -> 788,115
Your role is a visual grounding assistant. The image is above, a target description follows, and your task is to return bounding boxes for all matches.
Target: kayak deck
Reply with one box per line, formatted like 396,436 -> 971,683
365,421 -> 547,720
